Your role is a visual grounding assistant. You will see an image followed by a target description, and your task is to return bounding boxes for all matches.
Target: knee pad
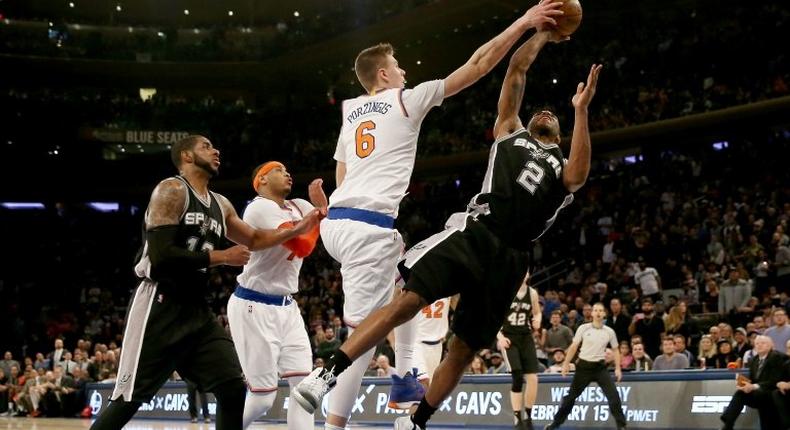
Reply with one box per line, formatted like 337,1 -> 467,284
511,370 -> 525,392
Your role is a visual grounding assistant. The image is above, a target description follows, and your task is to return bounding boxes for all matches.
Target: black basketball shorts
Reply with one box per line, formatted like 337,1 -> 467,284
111,280 -> 243,403
503,332 -> 539,374
399,218 -> 530,350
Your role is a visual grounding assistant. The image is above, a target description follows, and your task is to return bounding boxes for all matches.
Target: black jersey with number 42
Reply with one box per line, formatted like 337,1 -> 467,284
468,129 -> 574,249
503,288 -> 534,335
134,176 -> 226,298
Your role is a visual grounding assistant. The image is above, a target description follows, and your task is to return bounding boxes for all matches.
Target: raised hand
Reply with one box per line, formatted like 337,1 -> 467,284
522,0 -> 564,29
308,178 -> 328,215
572,64 -> 603,110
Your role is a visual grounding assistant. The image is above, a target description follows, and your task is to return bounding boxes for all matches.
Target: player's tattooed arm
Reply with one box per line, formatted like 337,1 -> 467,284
218,193 -> 322,251
146,178 -> 187,228
494,31 -> 567,139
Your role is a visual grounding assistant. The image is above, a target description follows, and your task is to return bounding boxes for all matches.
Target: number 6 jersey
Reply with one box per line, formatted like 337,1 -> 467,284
329,80 -> 444,218
468,129 -> 574,249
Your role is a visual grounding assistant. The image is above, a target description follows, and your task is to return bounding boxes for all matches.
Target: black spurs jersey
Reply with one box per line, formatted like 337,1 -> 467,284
468,129 -> 573,249
134,176 -> 226,298
503,288 -> 534,335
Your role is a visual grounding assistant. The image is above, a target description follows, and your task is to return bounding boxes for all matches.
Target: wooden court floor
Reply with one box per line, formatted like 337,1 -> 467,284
0,417 -> 388,429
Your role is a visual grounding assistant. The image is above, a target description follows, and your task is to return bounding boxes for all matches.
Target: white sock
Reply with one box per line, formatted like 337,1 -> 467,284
394,313 -> 418,376
287,376 -> 314,430
324,424 -> 345,430
242,391 -> 275,429
327,325 -> 377,425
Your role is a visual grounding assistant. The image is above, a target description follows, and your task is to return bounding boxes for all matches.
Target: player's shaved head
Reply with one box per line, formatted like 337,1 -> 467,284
355,43 -> 394,93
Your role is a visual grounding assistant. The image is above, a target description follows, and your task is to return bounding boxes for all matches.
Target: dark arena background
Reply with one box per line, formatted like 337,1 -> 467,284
1,0 -> 789,429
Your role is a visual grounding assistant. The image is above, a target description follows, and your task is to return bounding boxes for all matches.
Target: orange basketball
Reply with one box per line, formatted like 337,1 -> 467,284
555,0 -> 582,37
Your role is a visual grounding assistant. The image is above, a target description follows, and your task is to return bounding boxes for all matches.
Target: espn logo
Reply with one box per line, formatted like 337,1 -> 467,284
690,396 -> 737,414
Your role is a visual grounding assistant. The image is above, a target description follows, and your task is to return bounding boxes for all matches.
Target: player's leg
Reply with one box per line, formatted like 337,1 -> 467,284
278,305 -> 314,430
504,339 -> 526,429
296,227 -> 424,421
226,293 -> 279,428
178,318 -> 246,430
92,281 -> 178,430
186,380 -> 199,421
399,335 -> 477,429
393,273 -> 418,374
324,342 -> 376,428
773,389 -> 790,429
522,335 -> 541,430
90,401 -> 143,430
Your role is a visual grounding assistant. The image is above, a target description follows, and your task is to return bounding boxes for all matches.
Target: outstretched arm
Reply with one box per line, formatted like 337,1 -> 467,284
220,194 -> 322,251
443,0 -> 563,98
563,64 -> 602,193
493,31 -> 553,138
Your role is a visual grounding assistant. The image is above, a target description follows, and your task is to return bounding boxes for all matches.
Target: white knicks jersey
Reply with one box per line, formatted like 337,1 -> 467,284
329,80 -> 445,218
236,197 -> 314,295
417,297 -> 451,343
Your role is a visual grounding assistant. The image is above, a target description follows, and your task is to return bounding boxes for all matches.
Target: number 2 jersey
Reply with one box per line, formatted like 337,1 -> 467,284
134,176 -> 227,300
329,80 -> 445,218
468,129 -> 574,250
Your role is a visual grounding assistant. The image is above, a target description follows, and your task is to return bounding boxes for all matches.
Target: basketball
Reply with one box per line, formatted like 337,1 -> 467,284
554,0 -> 583,37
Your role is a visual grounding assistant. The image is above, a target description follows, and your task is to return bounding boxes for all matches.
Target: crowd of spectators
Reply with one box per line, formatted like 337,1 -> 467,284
0,0 -> 429,62
3,129 -> 788,402
1,0 -> 788,178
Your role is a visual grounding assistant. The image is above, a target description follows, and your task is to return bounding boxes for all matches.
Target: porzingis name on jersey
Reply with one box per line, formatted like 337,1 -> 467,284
346,101 -> 393,124
184,212 -> 223,237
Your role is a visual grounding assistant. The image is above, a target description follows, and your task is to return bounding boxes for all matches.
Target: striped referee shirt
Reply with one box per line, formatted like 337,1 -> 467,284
574,322 -> 618,362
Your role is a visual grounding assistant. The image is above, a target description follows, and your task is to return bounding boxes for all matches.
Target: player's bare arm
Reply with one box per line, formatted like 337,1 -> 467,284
443,0 -> 563,98
494,31 -> 567,138
335,161 -> 347,187
530,287 -> 542,331
563,64 -> 602,192
219,193 -> 322,251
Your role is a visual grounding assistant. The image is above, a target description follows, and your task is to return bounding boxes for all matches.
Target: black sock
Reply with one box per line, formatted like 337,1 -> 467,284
212,377 -> 246,430
514,409 -> 523,424
89,400 -> 141,430
323,349 -> 352,378
524,407 -> 532,421
411,397 -> 437,428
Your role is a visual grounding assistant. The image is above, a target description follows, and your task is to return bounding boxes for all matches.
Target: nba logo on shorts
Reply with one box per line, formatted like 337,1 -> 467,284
248,304 -> 253,313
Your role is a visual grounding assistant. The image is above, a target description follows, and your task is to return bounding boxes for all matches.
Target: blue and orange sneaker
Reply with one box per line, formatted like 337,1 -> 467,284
388,368 -> 425,409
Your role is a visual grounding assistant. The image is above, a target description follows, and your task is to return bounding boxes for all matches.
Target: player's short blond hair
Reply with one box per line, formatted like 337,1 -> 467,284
355,43 -> 394,93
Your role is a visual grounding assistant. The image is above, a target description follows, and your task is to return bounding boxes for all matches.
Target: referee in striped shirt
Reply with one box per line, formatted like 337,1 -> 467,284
544,303 -> 627,430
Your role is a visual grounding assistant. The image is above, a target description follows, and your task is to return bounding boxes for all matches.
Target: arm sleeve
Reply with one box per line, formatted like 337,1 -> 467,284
147,225 -> 210,273
401,80 -> 445,122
